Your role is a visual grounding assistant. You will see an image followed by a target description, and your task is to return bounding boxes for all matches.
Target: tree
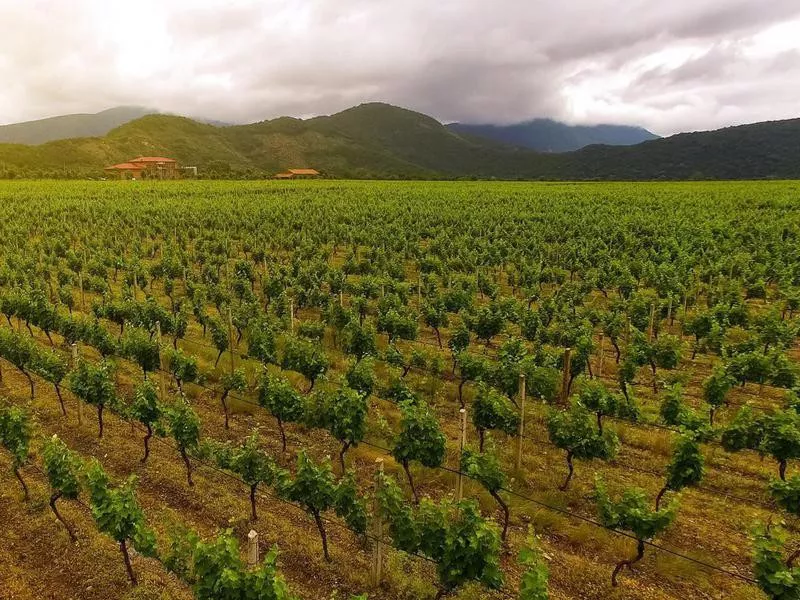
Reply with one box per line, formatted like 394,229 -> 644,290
341,319 -> 378,361
219,368 -> 247,429
0,327 -> 37,398
466,304 -> 505,346
42,435 -> 82,541
564,334 -> 594,395
377,305 -> 418,343
166,401 -> 201,486
518,529 -> 549,599
257,371 -> 305,451
163,527 -> 298,600
547,405 -> 618,491
209,316 -> 229,368
345,357 -> 376,398
630,333 -> 682,393
120,326 -> 160,379
754,310 -> 796,353
524,364 -> 561,405
593,476 -> 678,586
32,349 -> 69,415
752,523 -> 800,600
448,323 -> 471,373
769,476 -> 800,517
392,400 -> 446,503
721,405 -> 766,452
684,311 -> 714,359
423,300 -> 449,348
307,385 -> 367,471
617,354 -> 638,401
246,318 -> 278,365
655,383 -> 702,431
164,347 -> 199,396
85,320 -> 119,358
761,410 -> 800,481
461,448 -> 509,540
726,351 -> 774,388
68,359 -> 117,438
85,460 -> 156,585
576,379 -> 638,435
129,380 -> 163,463
211,433 -> 277,520
601,310 -> 624,363
169,306 -> 189,349
655,433 -> 704,510
375,471 -> 503,599
281,336 -> 329,393
277,451 -> 367,561
0,405 -> 31,499
703,366 -> 733,426
472,384 -> 520,452
455,352 -> 489,408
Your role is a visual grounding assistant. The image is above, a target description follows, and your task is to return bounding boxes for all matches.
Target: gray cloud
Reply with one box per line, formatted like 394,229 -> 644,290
0,0 -> 798,135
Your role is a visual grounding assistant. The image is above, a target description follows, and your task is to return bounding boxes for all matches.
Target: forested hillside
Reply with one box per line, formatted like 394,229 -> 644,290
0,103 -> 798,180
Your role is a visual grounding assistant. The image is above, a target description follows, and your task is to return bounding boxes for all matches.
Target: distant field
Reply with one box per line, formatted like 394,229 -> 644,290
0,179 -> 798,600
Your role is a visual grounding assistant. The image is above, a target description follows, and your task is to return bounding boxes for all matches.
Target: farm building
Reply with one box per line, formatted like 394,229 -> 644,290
104,156 -> 178,179
274,168 -> 321,179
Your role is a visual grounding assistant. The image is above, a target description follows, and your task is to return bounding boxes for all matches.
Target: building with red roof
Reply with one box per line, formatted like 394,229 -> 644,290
104,156 -> 178,179
273,168 -> 321,179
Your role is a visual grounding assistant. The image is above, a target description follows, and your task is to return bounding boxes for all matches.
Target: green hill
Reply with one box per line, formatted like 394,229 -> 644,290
0,103 -> 797,180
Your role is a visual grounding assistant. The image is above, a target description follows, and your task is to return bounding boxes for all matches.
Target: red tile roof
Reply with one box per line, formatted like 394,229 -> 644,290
287,168 -> 320,175
130,156 -> 177,163
104,163 -> 144,170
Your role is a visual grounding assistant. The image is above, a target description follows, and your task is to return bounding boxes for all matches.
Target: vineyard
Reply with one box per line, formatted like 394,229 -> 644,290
0,179 -> 799,600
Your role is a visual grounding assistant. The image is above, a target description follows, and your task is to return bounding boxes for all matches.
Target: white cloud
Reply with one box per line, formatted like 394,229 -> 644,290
0,0 -> 798,134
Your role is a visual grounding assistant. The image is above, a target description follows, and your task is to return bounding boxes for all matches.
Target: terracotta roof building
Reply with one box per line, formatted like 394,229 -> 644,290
274,168 -> 321,179
104,156 -> 178,179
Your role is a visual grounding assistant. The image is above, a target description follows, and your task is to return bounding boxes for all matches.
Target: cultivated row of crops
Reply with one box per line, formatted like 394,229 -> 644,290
0,180 -> 798,600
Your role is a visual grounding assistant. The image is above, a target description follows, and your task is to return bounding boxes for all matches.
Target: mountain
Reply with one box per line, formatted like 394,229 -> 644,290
447,119 -> 659,152
0,102 -> 797,180
550,118 -> 800,180
0,106 -> 155,145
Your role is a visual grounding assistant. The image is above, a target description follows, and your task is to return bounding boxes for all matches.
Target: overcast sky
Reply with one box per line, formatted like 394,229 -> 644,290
1,0 -> 799,135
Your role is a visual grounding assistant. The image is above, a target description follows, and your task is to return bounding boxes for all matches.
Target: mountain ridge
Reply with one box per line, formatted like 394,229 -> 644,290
447,118 -> 660,152
0,106 -> 156,145
0,102 -> 797,180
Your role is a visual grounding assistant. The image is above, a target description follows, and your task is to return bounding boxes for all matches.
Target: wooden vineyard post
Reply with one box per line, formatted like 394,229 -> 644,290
370,458 -> 384,587
515,373 -> 526,471
289,299 -> 295,335
667,297 -> 673,328
156,321 -> 165,402
339,290 -> 343,307
561,347 -> 572,404
78,272 -> 85,310
72,343 -> 83,426
597,333 -> 606,379
247,530 -> 259,567
227,308 -> 235,375
682,294 -> 689,331
647,304 -> 655,342
456,408 -> 467,500
133,273 -> 138,301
